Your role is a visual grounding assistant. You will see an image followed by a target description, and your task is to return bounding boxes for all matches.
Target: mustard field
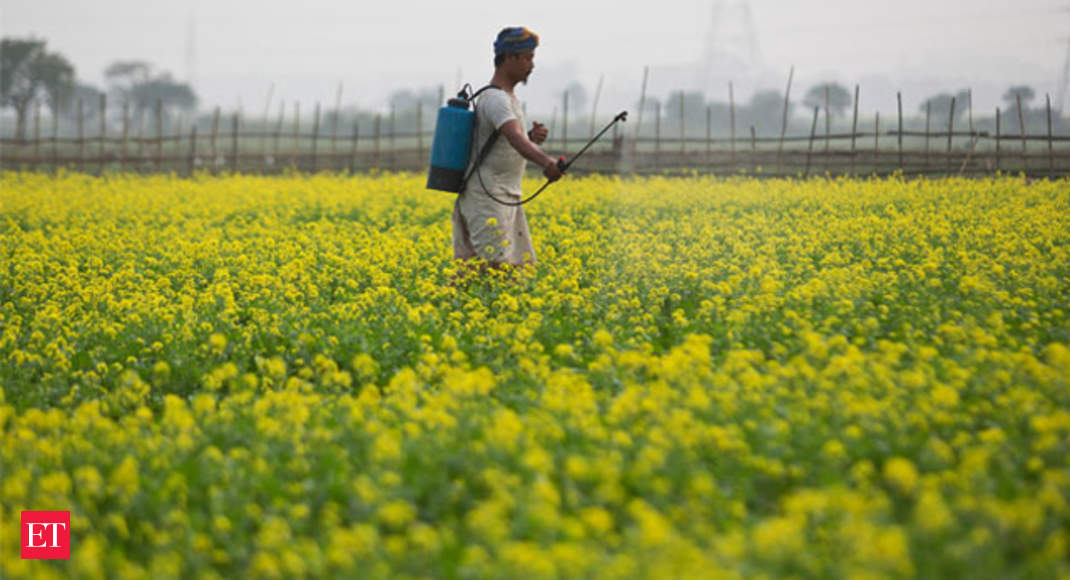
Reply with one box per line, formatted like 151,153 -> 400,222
2,171 -> 1069,579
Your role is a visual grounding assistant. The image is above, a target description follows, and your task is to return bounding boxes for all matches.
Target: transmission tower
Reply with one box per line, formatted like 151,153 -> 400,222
698,0 -> 762,94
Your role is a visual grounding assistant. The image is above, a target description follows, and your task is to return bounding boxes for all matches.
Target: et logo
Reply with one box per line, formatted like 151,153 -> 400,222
21,511 -> 71,559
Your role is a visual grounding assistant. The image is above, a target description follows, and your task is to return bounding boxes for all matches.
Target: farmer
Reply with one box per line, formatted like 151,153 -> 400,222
452,26 -> 563,272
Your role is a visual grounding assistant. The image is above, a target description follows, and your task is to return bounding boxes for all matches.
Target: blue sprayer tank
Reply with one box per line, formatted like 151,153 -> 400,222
426,96 -> 475,193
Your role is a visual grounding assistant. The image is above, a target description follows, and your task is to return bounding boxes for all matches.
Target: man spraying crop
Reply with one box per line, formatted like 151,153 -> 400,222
451,27 -> 563,270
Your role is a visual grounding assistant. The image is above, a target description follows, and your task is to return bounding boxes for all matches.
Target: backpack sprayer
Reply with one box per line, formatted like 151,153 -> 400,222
427,84 -> 627,206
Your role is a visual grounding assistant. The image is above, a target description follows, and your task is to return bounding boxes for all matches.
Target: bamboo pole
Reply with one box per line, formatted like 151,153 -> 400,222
33,100 -> 40,170
374,113 -> 381,168
99,94 -> 107,173
52,100 -> 59,172
897,92 -> 903,171
705,104 -> 712,166
417,102 -> 424,163
776,65 -> 794,171
749,125 -> 757,173
210,106 -> 221,169
824,85 -> 830,154
924,101 -> 931,168
729,82 -> 737,167
231,111 -> 240,171
272,100 -> 284,171
679,91 -> 685,155
121,102 -> 129,172
654,100 -> 661,171
850,85 -> 859,175
562,90 -> 569,152
995,107 -> 1001,173
155,99 -> 164,171
78,99 -> 85,172
946,96 -> 956,174
292,102 -> 300,170
311,102 -> 321,172
389,103 -> 396,169
349,120 -> 359,174
1047,93 -> 1054,174
635,66 -> 649,143
590,74 -> 604,139
873,111 -> 880,174
805,106 -> 819,177
331,83 -> 343,164
188,125 -> 198,176
1017,93 -> 1027,171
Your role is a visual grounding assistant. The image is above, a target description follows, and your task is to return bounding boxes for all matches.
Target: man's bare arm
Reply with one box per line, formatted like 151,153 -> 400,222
499,119 -> 563,181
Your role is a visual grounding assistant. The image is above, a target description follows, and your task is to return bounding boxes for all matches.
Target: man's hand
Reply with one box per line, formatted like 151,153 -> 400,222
543,157 -> 563,182
528,121 -> 548,144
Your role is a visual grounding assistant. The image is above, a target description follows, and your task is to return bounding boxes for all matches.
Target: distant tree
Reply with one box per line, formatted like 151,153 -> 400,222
1,37 -> 76,140
59,83 -> 105,122
919,89 -> 970,124
664,90 -> 707,133
802,83 -> 851,119
746,89 -> 790,134
1002,85 -> 1036,110
105,61 -> 197,117
104,60 -> 152,103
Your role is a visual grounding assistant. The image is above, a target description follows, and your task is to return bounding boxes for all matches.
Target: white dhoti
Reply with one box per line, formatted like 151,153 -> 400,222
452,191 -> 536,266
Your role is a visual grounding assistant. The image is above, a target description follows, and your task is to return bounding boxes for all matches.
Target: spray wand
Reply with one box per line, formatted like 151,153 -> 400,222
487,110 -> 628,206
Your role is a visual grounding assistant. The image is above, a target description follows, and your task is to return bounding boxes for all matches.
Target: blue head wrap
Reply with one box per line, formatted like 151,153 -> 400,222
494,27 -> 539,55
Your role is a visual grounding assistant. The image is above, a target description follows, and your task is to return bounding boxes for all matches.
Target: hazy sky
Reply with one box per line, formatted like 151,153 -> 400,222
2,0 -> 1067,117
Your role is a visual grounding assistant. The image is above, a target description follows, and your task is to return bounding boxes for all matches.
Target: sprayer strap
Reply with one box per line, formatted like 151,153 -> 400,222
457,85 -> 504,193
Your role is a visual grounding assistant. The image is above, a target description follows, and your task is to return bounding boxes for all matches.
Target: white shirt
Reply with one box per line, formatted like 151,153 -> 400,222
462,88 -> 526,197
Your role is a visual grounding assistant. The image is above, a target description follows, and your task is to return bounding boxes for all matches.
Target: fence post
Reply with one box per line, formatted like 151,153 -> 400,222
1046,93 -> 1054,174
776,65 -> 794,171
679,91 -> 685,156
924,101 -> 931,168
120,102 -> 129,172
99,94 -> 107,174
292,102 -> 301,170
897,92 -> 903,171
52,101 -> 59,172
417,103 -> 424,162
1016,93 -> 1027,172
78,99 -> 86,172
749,125 -> 757,173
188,125 -> 198,176
210,106 -> 221,170
873,111 -> 880,175
635,66 -> 648,145
33,100 -> 41,171
946,97 -> 956,175
590,74 -> 603,139
231,111 -> 240,172
654,100 -> 661,172
824,85 -> 830,154
850,85 -> 859,175
349,120 -> 360,174
272,101 -> 284,172
705,104 -> 711,167
995,107 -> 1001,173
389,103 -> 396,169
374,113 -> 381,168
729,82 -> 737,167
156,99 -> 164,171
967,88 -> 974,135
311,102 -> 320,172
563,90 -> 569,154
805,106 -> 819,177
